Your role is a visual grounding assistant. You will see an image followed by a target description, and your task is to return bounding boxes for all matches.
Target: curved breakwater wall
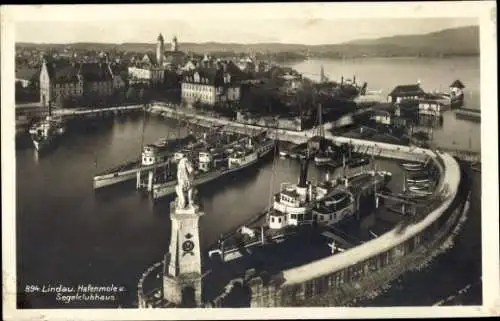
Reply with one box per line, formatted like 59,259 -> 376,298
209,151 -> 466,307
242,152 -> 465,307
149,103 -> 468,307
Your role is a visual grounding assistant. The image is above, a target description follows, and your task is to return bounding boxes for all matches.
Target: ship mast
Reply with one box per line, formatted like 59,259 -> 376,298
266,119 -> 280,225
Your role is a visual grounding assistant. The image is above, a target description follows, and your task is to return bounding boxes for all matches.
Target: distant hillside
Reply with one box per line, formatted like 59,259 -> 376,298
16,25 -> 479,58
340,25 -> 479,56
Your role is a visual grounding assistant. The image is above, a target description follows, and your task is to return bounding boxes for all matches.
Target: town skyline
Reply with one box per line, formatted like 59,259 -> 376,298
16,18 -> 477,46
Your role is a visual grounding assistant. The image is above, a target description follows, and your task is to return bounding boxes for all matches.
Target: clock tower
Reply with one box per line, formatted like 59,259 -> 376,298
163,157 -> 204,307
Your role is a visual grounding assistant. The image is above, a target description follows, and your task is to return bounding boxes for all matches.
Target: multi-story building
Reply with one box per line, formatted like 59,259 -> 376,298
128,33 -> 186,86
39,59 -> 114,107
181,65 -> 241,106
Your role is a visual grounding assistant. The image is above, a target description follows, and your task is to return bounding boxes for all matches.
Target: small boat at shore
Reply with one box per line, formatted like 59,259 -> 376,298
407,185 -> 433,196
406,172 -> 432,185
348,156 -> 370,168
400,161 -> 426,172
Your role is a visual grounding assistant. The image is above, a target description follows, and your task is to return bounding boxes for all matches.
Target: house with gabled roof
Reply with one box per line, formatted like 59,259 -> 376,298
39,59 -> 114,107
181,65 -> 241,106
387,84 -> 426,103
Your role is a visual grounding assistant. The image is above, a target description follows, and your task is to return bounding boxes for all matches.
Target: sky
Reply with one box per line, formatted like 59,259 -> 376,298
12,5 -> 478,45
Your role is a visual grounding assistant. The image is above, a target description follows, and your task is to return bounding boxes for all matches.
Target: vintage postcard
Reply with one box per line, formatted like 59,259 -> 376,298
1,2 -> 499,320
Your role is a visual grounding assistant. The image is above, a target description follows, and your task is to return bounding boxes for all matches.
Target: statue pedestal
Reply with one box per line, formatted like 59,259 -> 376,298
164,200 -> 204,307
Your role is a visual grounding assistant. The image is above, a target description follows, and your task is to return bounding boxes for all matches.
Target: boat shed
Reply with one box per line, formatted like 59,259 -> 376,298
387,84 -> 426,103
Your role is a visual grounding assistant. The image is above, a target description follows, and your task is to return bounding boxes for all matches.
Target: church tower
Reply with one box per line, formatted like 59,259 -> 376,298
171,35 -> 178,52
157,33 -> 165,66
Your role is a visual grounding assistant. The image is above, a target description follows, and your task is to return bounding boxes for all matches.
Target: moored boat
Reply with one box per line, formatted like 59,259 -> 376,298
93,134 -> 197,189
314,150 -> 334,166
152,135 -> 276,200
30,116 -> 64,152
311,190 -> 356,225
407,185 -> 433,196
406,171 -> 431,185
400,161 -> 425,171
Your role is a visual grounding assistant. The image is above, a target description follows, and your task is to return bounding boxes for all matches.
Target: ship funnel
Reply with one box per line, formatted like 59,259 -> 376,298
297,155 -> 310,188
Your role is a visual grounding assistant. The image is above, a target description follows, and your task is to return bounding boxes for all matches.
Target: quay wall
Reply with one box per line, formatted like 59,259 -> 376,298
151,102 -> 433,162
243,152 -> 466,307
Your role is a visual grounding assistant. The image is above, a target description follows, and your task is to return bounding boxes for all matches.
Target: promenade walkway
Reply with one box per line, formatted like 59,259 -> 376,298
52,105 -> 144,116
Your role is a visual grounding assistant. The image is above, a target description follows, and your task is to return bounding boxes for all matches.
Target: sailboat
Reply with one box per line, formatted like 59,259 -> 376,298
311,103 -> 334,166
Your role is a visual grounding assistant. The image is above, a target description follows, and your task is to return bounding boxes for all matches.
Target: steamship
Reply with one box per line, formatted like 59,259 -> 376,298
208,147 -> 392,262
30,115 -> 66,152
92,134 -> 198,189
152,133 -> 275,200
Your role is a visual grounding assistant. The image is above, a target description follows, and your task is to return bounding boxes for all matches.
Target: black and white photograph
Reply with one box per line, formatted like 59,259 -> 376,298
1,2 -> 498,320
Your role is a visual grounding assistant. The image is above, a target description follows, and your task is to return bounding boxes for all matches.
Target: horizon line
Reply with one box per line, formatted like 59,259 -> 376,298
15,25 -> 478,47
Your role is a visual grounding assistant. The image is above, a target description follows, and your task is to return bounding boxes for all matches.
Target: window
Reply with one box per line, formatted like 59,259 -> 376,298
278,218 -> 282,223
291,214 -> 296,220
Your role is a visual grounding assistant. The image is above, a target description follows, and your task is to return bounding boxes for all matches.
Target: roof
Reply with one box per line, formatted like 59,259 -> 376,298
79,63 -> 113,82
372,109 -> 391,117
450,80 -> 465,89
45,61 -> 80,83
15,66 -> 40,81
164,51 -> 186,66
44,61 -> 113,83
142,53 -> 158,66
389,84 -> 425,96
182,65 -> 243,86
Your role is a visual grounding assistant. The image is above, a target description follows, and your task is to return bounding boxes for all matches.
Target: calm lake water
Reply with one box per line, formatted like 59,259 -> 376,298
16,57 -> 482,308
288,57 -> 481,152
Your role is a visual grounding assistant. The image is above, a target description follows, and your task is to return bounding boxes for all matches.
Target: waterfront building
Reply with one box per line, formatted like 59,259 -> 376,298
39,59 -> 114,107
181,65 -> 241,106
387,84 -> 426,103
418,99 -> 445,116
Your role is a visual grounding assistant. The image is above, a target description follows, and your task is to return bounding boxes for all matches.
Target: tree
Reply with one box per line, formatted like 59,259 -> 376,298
55,95 -> 65,109
192,99 -> 202,111
138,88 -> 145,101
126,87 -> 136,101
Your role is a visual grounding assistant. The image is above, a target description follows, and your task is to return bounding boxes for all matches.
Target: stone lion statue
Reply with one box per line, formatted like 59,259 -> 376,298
176,155 -> 196,209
